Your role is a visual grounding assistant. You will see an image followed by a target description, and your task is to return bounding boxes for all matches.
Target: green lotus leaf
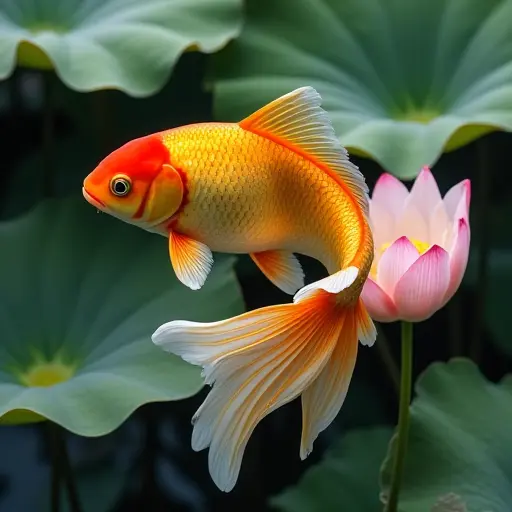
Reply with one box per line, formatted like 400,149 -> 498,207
0,0 -> 243,96
0,196 -> 244,436
270,427 -> 393,512
380,358 -> 512,511
211,0 -> 512,179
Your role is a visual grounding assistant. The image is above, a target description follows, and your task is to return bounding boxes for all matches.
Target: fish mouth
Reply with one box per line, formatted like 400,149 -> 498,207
82,187 -> 105,210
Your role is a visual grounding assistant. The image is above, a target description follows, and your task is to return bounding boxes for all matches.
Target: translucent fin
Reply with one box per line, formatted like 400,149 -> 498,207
239,86 -> 369,215
356,298 -> 377,347
152,292 -> 345,493
300,298 -> 377,458
250,250 -> 305,295
293,266 -> 359,303
168,231 -> 213,291
300,309 -> 356,459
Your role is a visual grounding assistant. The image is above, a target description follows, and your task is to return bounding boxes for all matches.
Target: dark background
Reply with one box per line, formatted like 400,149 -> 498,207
0,50 -> 511,511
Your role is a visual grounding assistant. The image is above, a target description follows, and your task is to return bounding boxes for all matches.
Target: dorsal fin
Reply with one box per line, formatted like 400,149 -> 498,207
239,87 -> 369,215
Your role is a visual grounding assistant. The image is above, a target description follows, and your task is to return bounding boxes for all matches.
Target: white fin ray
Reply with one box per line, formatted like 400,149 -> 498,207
151,300 -> 341,492
250,250 -> 305,295
168,231 -> 213,291
294,266 -> 359,303
356,298 -> 377,347
300,312 -> 357,459
239,86 -> 369,215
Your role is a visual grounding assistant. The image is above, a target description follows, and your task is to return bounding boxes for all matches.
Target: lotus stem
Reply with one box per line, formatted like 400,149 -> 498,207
42,71 -> 54,198
470,138 -> 490,362
49,423 -> 83,512
385,321 -> 413,512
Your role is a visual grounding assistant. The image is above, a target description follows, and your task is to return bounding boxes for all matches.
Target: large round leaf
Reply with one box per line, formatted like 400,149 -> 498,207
380,358 -> 512,511
211,0 -> 512,178
0,196 -> 244,436
0,0 -> 243,96
270,427 -> 393,512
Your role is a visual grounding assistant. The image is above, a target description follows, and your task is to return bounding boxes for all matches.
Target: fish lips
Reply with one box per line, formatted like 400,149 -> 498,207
82,187 -> 106,210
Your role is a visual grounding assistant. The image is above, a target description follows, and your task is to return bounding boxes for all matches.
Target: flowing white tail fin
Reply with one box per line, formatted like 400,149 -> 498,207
152,268 -> 376,492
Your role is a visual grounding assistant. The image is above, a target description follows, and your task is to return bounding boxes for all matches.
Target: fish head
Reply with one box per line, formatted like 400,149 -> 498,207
82,134 -> 184,230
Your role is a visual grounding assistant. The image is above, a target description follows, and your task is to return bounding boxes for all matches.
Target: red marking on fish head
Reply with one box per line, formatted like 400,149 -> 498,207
83,134 -> 186,228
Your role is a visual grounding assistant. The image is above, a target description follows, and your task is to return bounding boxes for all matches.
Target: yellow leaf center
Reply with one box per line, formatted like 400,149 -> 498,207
16,41 -> 54,70
395,109 -> 440,124
18,361 -> 75,387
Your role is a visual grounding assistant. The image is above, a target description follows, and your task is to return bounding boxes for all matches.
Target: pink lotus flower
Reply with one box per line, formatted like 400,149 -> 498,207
362,166 -> 471,323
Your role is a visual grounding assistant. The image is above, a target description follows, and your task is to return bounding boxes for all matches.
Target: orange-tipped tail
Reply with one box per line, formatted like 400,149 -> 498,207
300,297 -> 375,459
152,272 -> 376,492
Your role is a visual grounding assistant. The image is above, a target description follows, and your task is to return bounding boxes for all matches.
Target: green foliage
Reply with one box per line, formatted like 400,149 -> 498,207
0,196 -> 244,435
0,0 -> 243,96
0,0 -> 510,508
211,0 -> 512,178
270,427 -> 393,512
380,359 -> 512,511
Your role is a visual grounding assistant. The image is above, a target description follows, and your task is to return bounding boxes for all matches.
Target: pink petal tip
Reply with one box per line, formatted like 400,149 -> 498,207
393,244 -> 450,322
361,278 -> 399,323
376,236 -> 420,296
461,179 -> 471,210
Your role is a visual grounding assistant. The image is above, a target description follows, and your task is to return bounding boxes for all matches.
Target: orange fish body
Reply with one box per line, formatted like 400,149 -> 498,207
83,87 -> 376,492
164,122 -> 371,276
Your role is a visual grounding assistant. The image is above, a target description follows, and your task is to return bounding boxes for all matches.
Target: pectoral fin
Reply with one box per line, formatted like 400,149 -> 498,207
169,231 -> 213,291
250,250 -> 305,294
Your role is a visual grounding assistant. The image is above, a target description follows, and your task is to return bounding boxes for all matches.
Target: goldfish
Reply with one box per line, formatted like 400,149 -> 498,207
82,87 -> 376,492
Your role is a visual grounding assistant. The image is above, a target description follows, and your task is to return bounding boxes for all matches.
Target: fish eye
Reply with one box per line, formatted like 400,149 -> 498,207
110,175 -> 132,197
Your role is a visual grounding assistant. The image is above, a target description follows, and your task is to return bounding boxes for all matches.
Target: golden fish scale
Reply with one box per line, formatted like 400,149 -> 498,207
162,123 -> 364,274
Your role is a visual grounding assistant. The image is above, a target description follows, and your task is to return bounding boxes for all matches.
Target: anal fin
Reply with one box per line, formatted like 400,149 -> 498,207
250,250 -> 305,295
169,231 -> 213,291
